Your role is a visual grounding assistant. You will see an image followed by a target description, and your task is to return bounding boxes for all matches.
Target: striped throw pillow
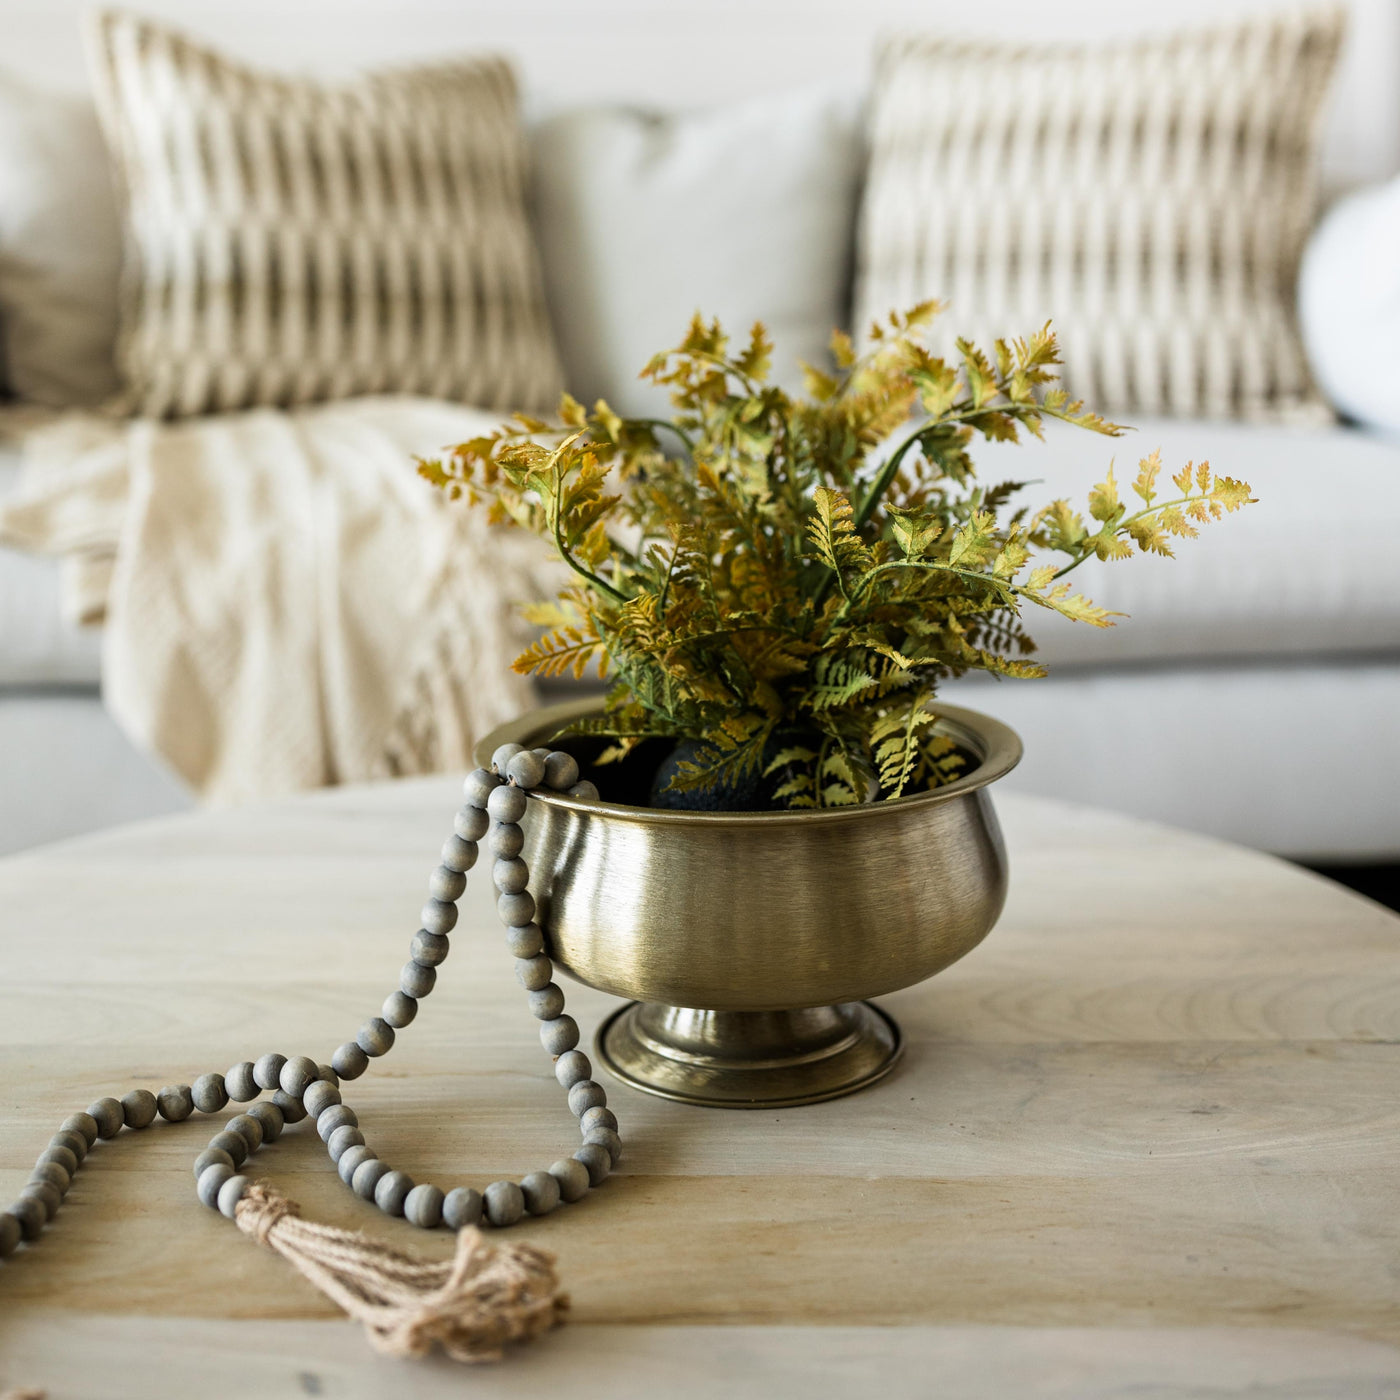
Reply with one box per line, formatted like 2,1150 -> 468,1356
87,11 -> 563,418
856,12 -> 1344,421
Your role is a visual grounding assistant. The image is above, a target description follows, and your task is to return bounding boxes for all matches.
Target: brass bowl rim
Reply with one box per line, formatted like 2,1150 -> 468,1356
476,697 -> 1021,828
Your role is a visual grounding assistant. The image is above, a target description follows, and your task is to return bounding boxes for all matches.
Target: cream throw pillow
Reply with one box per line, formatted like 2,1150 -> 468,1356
856,12 -> 1344,421
86,11 -> 562,418
0,71 -> 123,408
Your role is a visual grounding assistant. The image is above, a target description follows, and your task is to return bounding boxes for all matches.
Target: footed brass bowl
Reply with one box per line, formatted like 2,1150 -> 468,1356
477,699 -> 1021,1108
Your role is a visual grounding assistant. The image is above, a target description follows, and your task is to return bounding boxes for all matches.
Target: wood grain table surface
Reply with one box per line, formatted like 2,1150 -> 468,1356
0,778 -> 1397,1399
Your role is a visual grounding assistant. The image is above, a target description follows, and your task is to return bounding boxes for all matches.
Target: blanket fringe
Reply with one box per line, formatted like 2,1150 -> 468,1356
234,1183 -> 568,1362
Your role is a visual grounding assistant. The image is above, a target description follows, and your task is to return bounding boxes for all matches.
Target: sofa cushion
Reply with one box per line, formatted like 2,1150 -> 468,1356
531,87 -> 862,418
0,441 -> 102,685
968,416 -> 1400,667
0,70 -> 123,408
87,10 -> 562,418
856,12 -> 1343,423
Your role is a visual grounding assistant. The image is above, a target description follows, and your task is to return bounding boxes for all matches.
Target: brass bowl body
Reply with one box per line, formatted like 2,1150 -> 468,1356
477,699 -> 1021,1107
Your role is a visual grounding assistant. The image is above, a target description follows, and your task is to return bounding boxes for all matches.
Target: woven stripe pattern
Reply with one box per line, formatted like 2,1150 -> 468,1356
87,11 -> 563,419
855,12 -> 1344,421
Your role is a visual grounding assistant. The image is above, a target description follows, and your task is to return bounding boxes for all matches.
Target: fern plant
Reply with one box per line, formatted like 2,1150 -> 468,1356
420,304 -> 1254,808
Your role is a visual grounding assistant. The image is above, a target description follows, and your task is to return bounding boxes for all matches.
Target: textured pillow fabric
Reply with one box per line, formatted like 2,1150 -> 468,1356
1298,176 -> 1400,435
0,71 -> 123,407
86,11 -> 563,418
532,88 -> 863,418
856,12 -> 1344,422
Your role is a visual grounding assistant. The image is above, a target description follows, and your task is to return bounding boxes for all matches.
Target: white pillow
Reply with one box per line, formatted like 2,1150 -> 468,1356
531,88 -> 862,417
1298,177 -> 1400,436
0,70 -> 123,408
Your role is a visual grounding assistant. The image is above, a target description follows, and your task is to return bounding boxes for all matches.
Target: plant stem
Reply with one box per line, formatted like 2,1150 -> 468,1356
630,418 -> 696,453
547,433 -> 630,604
853,431 -> 923,530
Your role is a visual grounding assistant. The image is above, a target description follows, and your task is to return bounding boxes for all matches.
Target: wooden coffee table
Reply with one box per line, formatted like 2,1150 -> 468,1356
1,779 -> 1397,1397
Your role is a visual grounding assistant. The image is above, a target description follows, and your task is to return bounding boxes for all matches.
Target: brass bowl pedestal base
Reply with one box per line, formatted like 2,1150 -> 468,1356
595,1001 -> 903,1108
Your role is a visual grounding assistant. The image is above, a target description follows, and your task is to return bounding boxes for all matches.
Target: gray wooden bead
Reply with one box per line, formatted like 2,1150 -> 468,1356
544,751 -> 580,791
253,1053 -> 287,1091
382,991 -> 418,1029
61,1112 -> 100,1148
454,805 -> 489,842
574,1142 -> 612,1185
491,742 -> 524,774
317,1064 -> 340,1088
50,1129 -> 89,1164
528,983 -> 566,1020
87,1097 -> 124,1140
272,1089 -> 308,1124
209,1129 -> 249,1167
411,930 -> 450,967
580,1105 -> 618,1135
492,857 -> 529,894
121,1089 -> 158,1129
428,864 -> 467,902
192,1074 -> 229,1115
279,1056 -> 320,1098
554,1051 -> 592,1090
226,1114 -> 264,1151
303,1080 -> 341,1119
568,1080 -> 607,1116
497,891 -> 535,927
463,768 -> 501,808
540,1016 -> 580,1056
439,835 -> 479,874
247,1101 -> 285,1143
487,784 -> 528,824
583,1127 -> 624,1167
514,954 -> 553,992
357,1017 -> 396,1057
567,780 -> 600,801
328,1124 -> 366,1163
22,1180 -> 61,1221
400,960 -> 436,998
217,1174 -> 250,1219
505,923 -> 544,958
225,1062 -> 258,1102
483,1179 -> 524,1227
506,750 -> 546,790
332,1041 -> 370,1080
9,1194 -> 46,1240
404,1183 -> 445,1229
490,822 -> 524,858
317,1103 -> 358,1142
338,1144 -> 376,1185
197,1162 -> 234,1210
375,1170 -> 414,1216
520,1170 -> 561,1216
352,1157 -> 391,1202
30,1161 -> 70,1194
39,1144 -> 78,1176
193,1146 -> 235,1180
442,1187 -> 483,1230
157,1084 -> 194,1122
420,899 -> 458,935
0,1212 -> 21,1258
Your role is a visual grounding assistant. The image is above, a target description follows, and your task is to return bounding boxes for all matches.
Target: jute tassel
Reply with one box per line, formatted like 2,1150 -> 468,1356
234,1183 -> 568,1361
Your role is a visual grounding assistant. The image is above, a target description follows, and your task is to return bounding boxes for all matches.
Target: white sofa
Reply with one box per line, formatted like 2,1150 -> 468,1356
2,0 -> 1399,861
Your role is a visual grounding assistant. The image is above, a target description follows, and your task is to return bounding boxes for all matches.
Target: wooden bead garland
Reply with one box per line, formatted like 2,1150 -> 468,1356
0,746 -> 620,1351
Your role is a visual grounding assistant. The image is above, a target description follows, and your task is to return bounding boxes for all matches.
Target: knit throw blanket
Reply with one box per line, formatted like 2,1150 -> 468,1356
0,397 -> 557,803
